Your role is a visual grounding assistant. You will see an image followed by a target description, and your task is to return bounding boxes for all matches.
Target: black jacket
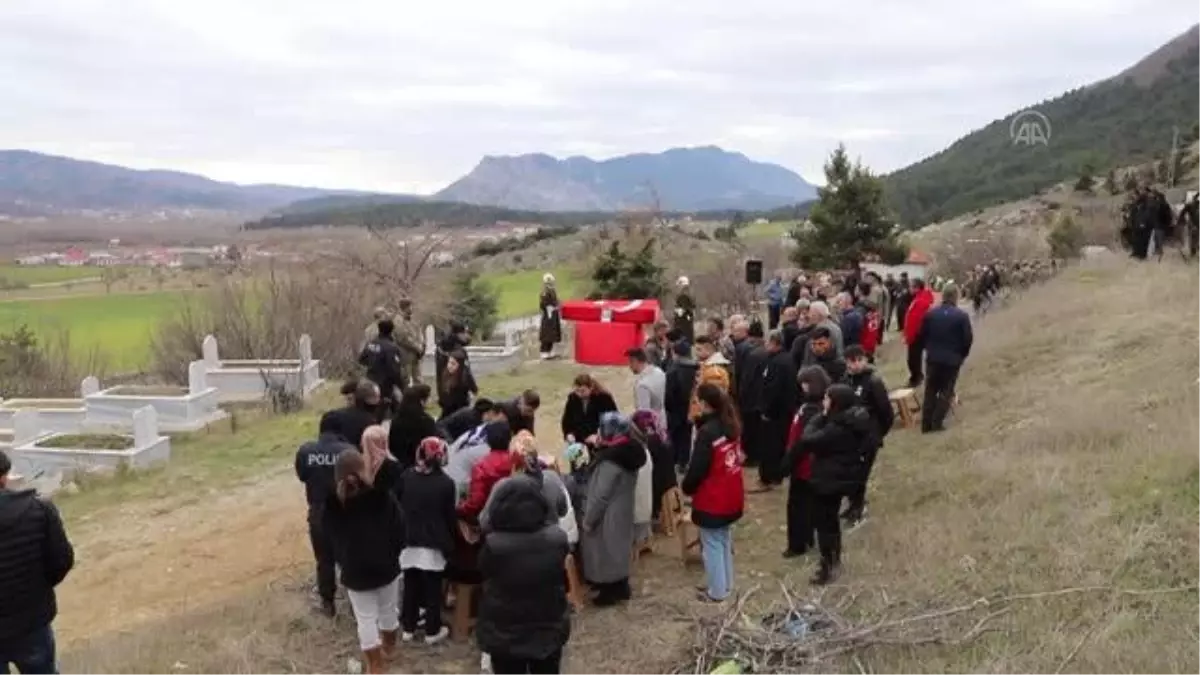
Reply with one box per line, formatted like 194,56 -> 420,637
295,432 -> 355,516
681,414 -> 743,529
780,319 -> 801,352
736,342 -> 769,413
0,489 -> 74,642
330,403 -> 380,450
844,366 -> 895,439
647,434 -> 679,516
322,486 -> 404,591
760,349 -> 798,421
841,307 -> 865,347
476,477 -> 571,660
560,391 -> 618,442
398,468 -> 457,556
803,349 -> 847,383
438,371 -> 477,420
794,407 -> 875,495
374,457 -> 405,502
505,398 -> 537,436
915,304 -> 973,367
437,405 -> 483,443
358,336 -> 406,395
789,323 -> 815,369
664,357 -> 699,429
389,409 -> 441,470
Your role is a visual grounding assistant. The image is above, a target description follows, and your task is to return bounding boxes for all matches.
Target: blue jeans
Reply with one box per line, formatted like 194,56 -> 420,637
698,526 -> 735,600
0,623 -> 58,674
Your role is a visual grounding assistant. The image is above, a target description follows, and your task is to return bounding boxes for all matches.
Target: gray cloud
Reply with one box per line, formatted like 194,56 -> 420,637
0,0 -> 1195,193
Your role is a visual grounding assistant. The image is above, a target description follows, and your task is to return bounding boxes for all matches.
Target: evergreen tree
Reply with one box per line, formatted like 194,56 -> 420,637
1074,164 -> 1095,192
447,269 -> 499,340
1104,168 -> 1119,194
790,144 -> 907,269
589,239 -> 666,300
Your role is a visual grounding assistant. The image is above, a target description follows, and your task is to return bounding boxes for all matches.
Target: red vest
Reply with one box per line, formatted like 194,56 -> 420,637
692,435 -> 746,517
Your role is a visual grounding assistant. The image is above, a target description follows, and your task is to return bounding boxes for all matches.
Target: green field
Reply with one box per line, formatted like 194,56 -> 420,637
0,291 -> 185,372
739,219 -> 795,240
0,264 -> 112,285
488,267 -> 582,318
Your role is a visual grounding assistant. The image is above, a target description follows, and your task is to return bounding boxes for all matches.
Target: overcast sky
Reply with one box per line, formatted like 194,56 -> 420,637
1,0 -> 1195,193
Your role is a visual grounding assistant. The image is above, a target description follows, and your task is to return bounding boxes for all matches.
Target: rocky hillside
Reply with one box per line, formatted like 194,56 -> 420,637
885,25 -> 1199,228
0,149 -> 372,216
435,146 -> 817,212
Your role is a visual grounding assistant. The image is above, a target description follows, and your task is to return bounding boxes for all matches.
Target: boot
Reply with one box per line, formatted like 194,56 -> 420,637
363,647 -> 385,674
810,558 -> 841,586
380,629 -> 398,660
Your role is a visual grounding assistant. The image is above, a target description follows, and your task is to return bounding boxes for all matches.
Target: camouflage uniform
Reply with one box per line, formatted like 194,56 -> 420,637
395,315 -> 426,386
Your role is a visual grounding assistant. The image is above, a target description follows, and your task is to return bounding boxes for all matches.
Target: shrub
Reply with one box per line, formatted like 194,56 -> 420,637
1047,212 -> 1086,259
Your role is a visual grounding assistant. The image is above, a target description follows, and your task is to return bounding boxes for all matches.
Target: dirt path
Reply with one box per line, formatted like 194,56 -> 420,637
57,467 -> 308,644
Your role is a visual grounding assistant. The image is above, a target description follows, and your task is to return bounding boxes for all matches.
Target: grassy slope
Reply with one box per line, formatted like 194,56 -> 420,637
51,258 -> 1198,673
0,291 -> 184,372
488,267 -> 581,318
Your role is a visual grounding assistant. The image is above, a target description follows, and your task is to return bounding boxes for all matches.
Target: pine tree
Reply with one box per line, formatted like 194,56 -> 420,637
1073,164 -> 1095,192
589,239 -> 666,300
790,144 -> 907,269
447,269 -> 499,340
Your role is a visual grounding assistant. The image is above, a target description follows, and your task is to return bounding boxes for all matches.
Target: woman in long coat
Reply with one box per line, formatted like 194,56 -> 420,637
538,273 -> 562,359
672,276 -> 696,344
580,412 -> 644,607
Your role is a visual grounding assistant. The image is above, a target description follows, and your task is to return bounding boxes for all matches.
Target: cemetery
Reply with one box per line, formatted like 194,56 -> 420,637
5,405 -> 171,478
200,333 -> 323,402
83,362 -> 228,432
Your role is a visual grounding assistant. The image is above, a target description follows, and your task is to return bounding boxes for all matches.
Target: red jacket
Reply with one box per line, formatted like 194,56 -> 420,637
862,308 -> 881,356
683,416 -> 745,527
904,288 -> 935,345
786,409 -> 814,480
457,449 -> 511,521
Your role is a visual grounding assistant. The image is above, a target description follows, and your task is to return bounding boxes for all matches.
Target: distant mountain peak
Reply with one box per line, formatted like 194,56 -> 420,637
436,146 -> 815,211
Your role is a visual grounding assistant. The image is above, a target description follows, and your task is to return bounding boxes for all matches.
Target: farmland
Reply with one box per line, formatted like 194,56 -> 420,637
0,291 -> 185,372
488,266 -> 582,318
0,263 -> 108,285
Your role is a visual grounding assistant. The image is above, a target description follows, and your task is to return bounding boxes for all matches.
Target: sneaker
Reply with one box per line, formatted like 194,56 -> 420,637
424,626 -> 449,645
480,653 -> 493,674
695,590 -> 726,603
400,632 -> 414,643
845,513 -> 868,533
810,562 -> 841,586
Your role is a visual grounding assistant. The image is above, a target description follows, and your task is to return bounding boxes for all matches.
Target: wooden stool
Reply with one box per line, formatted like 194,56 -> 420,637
659,487 -> 684,538
677,509 -> 701,565
565,553 -> 585,610
888,388 -> 922,429
449,582 -> 478,642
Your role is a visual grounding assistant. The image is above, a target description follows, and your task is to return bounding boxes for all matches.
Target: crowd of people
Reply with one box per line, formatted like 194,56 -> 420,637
1120,185 -> 1200,261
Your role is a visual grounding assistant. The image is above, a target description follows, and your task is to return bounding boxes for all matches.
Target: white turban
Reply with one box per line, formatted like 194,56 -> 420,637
677,276 -> 689,287
543,273 -> 555,284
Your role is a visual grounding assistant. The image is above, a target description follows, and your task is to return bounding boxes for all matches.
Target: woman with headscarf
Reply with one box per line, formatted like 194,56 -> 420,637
479,432 -> 568,535
580,412 -> 645,607
398,437 -> 456,644
631,410 -> 677,523
321,450 -> 404,673
361,425 -> 402,500
561,441 -> 591,532
625,412 -> 655,548
538,273 -> 562,360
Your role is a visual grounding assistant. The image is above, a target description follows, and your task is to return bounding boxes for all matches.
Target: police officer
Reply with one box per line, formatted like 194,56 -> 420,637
294,411 -> 355,617
358,318 -> 406,413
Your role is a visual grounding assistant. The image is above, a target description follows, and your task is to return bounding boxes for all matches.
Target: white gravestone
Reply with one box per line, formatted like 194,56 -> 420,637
188,360 -> 208,395
80,375 -> 101,397
202,334 -> 220,367
298,334 -> 313,364
133,406 -> 158,447
424,325 -> 437,356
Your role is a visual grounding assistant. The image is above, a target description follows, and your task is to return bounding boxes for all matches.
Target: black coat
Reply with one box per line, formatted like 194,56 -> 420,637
398,468 -> 457,556
761,349 -> 798,421
673,292 -> 696,343
358,336 -> 406,396
374,457 -> 405,502
539,288 -> 563,345
476,477 -> 571,660
330,403 -> 380,449
664,357 -> 699,430
915,305 -> 973,367
844,366 -> 895,439
437,405 -> 483,443
322,486 -> 403,591
841,307 -> 865,347
389,409 -> 441,470
736,341 -> 769,413
780,319 -> 802,352
647,434 -> 678,517
0,489 -> 74,642
794,407 -> 875,495
789,323 -> 815,369
438,369 -> 477,420
560,391 -> 618,442
803,349 -> 847,384
295,432 -> 355,516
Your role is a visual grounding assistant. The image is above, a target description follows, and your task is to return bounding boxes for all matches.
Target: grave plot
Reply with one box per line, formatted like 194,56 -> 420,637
8,405 -> 171,477
200,334 -> 323,403
0,380 -> 90,435
84,363 -> 229,433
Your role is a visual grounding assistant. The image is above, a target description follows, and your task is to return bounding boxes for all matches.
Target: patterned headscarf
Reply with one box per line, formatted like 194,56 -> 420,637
598,411 -> 632,445
631,409 -> 666,443
509,430 -> 542,477
415,436 -> 448,474
563,442 -> 590,473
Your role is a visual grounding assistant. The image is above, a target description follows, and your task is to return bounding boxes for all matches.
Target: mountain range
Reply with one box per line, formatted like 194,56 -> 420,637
883,24 -> 1199,226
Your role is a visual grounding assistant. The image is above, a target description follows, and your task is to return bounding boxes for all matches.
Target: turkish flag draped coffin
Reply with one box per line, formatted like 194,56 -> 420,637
561,299 -> 661,366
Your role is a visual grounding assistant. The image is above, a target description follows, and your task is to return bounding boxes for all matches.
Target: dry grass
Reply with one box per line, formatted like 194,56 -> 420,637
54,257 -> 1198,673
